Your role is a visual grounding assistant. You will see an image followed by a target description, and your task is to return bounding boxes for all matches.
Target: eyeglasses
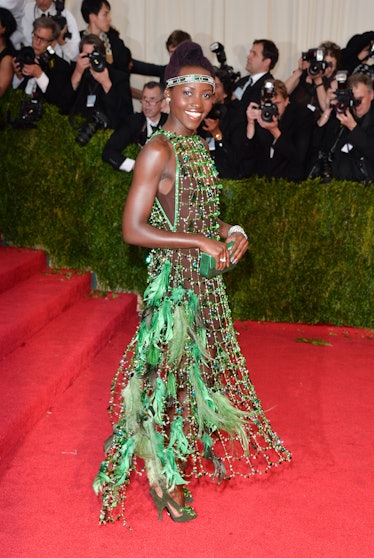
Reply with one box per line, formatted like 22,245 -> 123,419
141,97 -> 163,105
32,32 -> 52,44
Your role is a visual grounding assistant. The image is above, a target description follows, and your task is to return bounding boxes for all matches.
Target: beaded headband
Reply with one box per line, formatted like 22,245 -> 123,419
165,74 -> 215,92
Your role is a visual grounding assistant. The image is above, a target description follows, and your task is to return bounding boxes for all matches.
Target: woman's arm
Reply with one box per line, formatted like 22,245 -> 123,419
0,56 -> 14,97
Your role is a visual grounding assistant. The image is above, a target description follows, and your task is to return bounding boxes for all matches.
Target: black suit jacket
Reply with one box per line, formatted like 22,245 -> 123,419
17,54 -> 72,112
228,72 -> 276,177
198,103 -> 246,179
312,102 -> 374,181
102,111 -> 168,169
235,72 -> 274,111
63,64 -> 133,128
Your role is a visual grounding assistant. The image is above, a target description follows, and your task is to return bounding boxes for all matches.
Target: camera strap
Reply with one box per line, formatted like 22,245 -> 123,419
68,70 -> 91,131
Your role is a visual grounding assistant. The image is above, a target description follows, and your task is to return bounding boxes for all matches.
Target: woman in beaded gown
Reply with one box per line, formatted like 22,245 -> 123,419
93,42 -> 291,524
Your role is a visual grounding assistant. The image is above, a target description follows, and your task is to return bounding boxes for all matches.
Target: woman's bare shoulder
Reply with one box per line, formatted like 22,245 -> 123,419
143,133 -> 173,157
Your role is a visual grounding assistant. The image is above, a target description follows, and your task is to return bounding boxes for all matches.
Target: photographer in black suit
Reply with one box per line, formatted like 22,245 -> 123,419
311,72 -> 374,182
233,39 -> 279,111
66,33 -> 133,133
12,16 -> 72,111
229,39 -> 279,177
102,81 -> 168,171
245,79 -> 314,180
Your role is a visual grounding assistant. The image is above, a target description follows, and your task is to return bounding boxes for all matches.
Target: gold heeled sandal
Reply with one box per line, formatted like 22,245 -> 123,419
149,487 -> 197,522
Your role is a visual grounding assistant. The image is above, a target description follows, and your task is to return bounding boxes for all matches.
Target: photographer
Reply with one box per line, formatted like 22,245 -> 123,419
285,41 -> 341,118
12,16 -> 72,111
310,72 -> 374,182
233,39 -> 279,114
22,0 -> 80,63
66,34 -> 133,133
244,79 -> 314,180
340,31 -> 374,76
198,69 -> 242,179
102,81 -> 168,171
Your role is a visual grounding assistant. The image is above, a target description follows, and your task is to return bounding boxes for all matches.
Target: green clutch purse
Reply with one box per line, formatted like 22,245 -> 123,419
199,242 -> 236,278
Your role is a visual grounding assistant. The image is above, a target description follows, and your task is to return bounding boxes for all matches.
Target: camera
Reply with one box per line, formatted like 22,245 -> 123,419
330,71 -> 361,114
7,95 -> 44,129
302,48 -> 332,76
38,45 -> 57,71
52,0 -> 72,40
75,110 -> 109,146
15,46 -> 36,69
308,150 -> 333,183
260,80 -> 278,122
210,41 -> 241,85
84,50 -> 106,73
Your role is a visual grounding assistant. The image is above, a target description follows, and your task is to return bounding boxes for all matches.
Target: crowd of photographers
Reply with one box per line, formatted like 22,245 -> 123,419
1,0 -> 374,182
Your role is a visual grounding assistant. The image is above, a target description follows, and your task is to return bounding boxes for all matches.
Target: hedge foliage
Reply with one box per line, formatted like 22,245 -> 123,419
1,90 -> 373,327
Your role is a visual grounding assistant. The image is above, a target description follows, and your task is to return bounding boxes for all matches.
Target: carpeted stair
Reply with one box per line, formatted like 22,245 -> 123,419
0,246 -> 137,469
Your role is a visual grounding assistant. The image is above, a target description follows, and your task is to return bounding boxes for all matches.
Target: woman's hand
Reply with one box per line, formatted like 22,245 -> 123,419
226,232 -> 248,264
199,237 -> 232,271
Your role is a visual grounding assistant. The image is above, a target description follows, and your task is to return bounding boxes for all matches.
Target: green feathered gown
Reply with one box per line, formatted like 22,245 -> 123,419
93,131 -> 292,523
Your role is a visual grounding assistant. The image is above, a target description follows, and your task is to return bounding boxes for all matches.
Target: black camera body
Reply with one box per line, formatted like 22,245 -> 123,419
20,97 -> 44,122
84,50 -> 106,73
7,95 -> 44,129
260,80 -> 278,122
332,88 -> 360,114
302,48 -> 332,76
210,41 -> 241,85
15,46 -> 36,69
76,110 -> 109,146
331,72 -> 361,114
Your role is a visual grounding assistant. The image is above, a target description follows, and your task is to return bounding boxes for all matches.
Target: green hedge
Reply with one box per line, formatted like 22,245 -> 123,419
1,90 -> 373,327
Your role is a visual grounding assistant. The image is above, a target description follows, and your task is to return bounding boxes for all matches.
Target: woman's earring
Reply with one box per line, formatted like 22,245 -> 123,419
165,97 -> 171,104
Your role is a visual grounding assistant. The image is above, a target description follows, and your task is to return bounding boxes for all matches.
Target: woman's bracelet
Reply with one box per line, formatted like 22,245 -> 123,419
228,225 -> 248,240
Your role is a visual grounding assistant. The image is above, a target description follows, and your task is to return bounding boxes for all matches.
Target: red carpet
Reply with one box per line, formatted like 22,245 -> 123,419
0,247 -> 373,557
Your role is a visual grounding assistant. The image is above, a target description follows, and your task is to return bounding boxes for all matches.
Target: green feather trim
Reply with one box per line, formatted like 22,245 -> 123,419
114,435 -> 137,486
168,415 -> 190,456
166,372 -> 177,399
123,375 -> 143,434
150,377 -> 166,425
210,390 -> 249,452
190,363 -> 249,448
150,307 -> 163,341
135,418 -> 164,471
186,290 -> 199,324
168,304 -> 188,364
93,463 -> 111,495
161,298 -> 174,342
136,319 -> 150,348
143,261 -> 171,306
161,446 -> 186,490
146,343 -> 161,366
170,285 -> 185,303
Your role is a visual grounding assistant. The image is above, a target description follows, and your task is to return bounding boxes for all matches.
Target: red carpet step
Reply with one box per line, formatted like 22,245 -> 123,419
0,246 -> 137,468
